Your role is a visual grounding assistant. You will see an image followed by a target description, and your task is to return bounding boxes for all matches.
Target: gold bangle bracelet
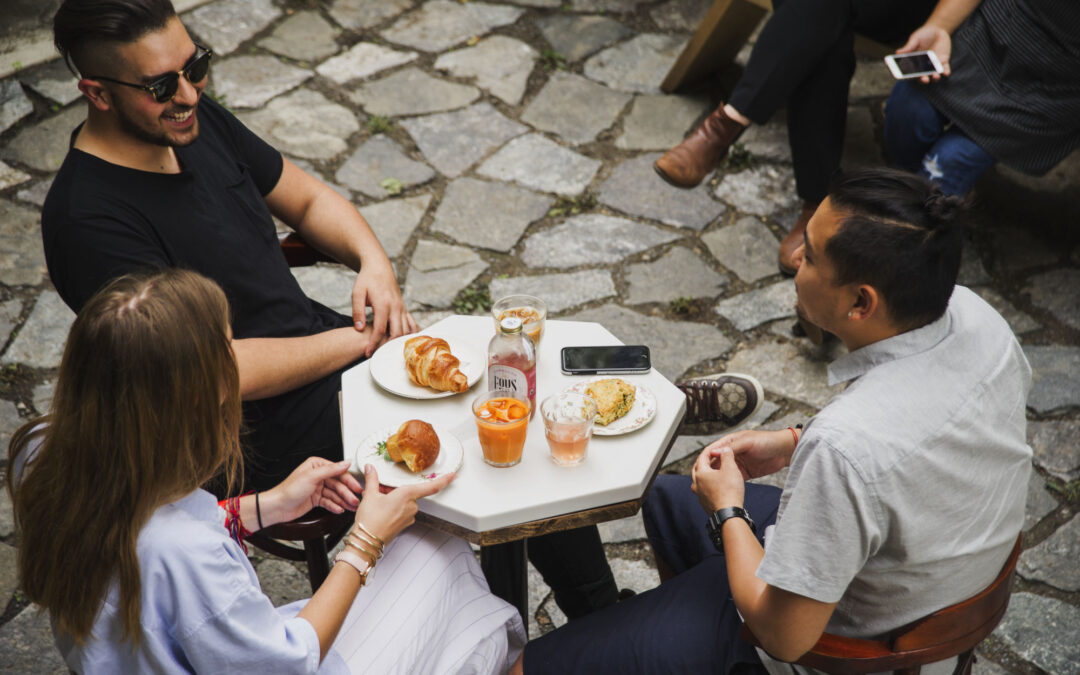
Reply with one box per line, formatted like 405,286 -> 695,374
345,538 -> 379,565
348,529 -> 384,559
354,521 -> 386,548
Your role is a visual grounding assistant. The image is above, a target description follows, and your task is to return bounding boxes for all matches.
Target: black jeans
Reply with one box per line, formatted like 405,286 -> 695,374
730,0 -> 935,202
528,526 -> 619,619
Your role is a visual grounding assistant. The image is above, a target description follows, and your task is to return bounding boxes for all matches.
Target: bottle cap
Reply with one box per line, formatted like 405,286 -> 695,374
499,316 -> 523,333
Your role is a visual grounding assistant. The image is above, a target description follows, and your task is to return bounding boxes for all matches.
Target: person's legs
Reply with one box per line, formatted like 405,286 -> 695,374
643,475 -> 781,575
918,129 -> 996,196
883,80 -> 949,172
527,526 -> 619,619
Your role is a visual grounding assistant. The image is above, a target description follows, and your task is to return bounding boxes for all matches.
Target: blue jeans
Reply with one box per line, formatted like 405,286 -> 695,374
884,80 -> 995,196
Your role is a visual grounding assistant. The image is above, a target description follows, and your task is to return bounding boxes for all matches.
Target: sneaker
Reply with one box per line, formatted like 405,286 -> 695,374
676,374 -> 763,428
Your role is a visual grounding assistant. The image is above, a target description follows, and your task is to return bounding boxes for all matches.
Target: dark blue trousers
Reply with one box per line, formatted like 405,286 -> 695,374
523,475 -> 783,674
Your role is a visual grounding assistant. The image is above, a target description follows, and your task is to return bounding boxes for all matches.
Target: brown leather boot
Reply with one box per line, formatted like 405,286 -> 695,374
779,201 -> 819,276
654,104 -> 747,188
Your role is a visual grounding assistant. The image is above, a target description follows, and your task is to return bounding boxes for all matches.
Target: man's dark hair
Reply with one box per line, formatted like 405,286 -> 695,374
54,0 -> 176,76
825,168 -> 968,331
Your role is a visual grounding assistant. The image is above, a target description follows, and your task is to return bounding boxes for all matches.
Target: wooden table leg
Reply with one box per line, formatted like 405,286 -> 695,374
481,540 -> 529,633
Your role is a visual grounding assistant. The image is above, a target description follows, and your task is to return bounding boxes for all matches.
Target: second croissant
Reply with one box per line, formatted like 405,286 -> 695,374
403,335 -> 469,393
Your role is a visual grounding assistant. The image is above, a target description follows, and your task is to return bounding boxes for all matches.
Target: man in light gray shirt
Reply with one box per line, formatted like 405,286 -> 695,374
513,168 -> 1032,675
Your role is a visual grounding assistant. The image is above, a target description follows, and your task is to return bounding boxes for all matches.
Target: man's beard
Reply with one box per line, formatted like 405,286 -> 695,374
114,99 -> 199,148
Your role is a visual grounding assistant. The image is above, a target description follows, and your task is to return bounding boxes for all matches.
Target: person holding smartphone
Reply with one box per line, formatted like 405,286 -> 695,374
883,0 -> 1080,196
654,0 -> 936,276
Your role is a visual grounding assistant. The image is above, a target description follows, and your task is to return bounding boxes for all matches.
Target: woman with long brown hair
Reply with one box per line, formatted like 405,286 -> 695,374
7,269 -> 524,673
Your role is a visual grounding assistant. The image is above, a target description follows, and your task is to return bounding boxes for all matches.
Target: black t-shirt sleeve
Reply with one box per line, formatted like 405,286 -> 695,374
202,97 -> 283,196
46,212 -> 169,313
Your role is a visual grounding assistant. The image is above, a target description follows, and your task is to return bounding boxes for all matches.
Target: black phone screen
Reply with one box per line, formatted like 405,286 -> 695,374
894,53 -> 935,75
561,345 -> 651,373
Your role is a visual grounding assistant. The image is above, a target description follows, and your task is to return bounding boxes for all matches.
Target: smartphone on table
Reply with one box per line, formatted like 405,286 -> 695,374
560,345 -> 651,375
884,51 -> 944,79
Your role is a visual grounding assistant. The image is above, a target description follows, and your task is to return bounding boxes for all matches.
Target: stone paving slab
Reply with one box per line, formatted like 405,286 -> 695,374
534,14 -> 633,63
994,592 -> 1080,675
0,482 -> 13,537
740,122 -> 792,164
0,606 -> 68,674
0,160 -> 31,191
0,543 -> 18,614
359,194 -> 432,258
350,67 -> 479,117
651,0 -> 713,32
329,0 -> 414,31
703,216 -> 783,283
434,35 -> 537,106
1022,346 -> 1080,415
335,135 -> 436,198
291,264 -> 356,316
18,59 -> 80,107
958,244 -> 991,287
316,42 -> 418,86
1,291 -> 74,369
0,400 -> 22,460
477,134 -> 601,197
1024,268 -> 1080,332
0,298 -> 21,346
714,165 -> 799,217
381,1 -> 524,53
971,287 -> 1040,335
15,176 -> 54,208
258,11 -> 341,63
403,240 -> 487,309
490,270 -> 616,313
989,227 -> 1058,275
401,103 -> 526,178
726,339 -> 844,409
598,153 -> 723,230
597,514 -> 648,543
0,105 -> 84,173
237,88 -> 359,161
1023,471 -> 1058,533
522,72 -> 632,145
1018,515 -> 1080,591
0,199 -> 47,287
566,303 -> 733,380
624,245 -> 729,305
184,0 -> 281,56
256,559 -> 311,608
1027,420 -> 1080,482
211,55 -> 311,109
433,177 -> 552,251
522,214 -> 679,268
32,379 -> 55,415
584,34 -> 687,95
0,79 -> 33,134
715,280 -> 797,332
615,93 -> 710,151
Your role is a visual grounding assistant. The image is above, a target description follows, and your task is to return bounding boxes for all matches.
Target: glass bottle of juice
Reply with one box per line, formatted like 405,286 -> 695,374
488,316 -> 537,418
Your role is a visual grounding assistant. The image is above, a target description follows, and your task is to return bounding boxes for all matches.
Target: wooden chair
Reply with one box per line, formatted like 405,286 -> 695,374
244,232 -> 351,592
742,534 -> 1022,675
661,0 -> 893,93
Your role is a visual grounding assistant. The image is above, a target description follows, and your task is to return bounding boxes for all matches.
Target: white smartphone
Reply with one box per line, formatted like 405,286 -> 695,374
884,51 -> 944,79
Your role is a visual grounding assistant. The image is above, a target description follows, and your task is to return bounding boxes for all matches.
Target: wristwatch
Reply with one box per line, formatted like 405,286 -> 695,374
334,548 -> 376,584
706,506 -> 756,553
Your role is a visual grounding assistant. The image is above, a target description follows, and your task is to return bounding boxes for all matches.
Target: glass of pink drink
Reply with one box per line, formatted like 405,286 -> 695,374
540,393 -> 597,466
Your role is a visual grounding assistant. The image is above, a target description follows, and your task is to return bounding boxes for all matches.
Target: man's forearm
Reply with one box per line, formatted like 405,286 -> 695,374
925,0 -> 982,33
232,328 -> 368,400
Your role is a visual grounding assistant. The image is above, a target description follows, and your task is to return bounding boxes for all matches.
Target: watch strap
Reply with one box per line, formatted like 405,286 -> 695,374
706,506 -> 757,552
334,548 -> 374,584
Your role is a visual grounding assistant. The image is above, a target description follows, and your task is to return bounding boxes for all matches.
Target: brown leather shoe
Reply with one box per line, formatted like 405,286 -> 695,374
779,201 -> 819,276
654,104 -> 747,188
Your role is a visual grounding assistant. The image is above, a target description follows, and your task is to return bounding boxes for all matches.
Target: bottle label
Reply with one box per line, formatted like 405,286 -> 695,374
489,364 -> 536,405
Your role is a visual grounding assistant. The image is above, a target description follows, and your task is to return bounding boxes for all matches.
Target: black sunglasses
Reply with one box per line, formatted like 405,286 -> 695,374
87,44 -> 212,103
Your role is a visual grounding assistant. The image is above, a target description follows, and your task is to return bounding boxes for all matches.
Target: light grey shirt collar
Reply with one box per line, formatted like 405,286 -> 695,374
827,309 -> 953,386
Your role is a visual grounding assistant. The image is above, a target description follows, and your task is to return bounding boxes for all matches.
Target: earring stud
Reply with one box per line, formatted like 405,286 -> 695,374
847,311 -> 854,318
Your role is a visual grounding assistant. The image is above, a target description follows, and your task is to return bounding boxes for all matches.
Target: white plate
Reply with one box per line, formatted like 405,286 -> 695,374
369,334 -> 484,399
351,423 -> 464,486
565,378 -> 657,436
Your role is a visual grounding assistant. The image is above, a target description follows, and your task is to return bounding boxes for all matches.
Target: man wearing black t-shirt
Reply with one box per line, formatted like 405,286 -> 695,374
41,2 -> 417,490
43,0 -> 624,622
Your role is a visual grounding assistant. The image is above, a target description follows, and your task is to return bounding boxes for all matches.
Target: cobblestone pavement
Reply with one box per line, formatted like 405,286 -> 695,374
2,1 -> 1079,672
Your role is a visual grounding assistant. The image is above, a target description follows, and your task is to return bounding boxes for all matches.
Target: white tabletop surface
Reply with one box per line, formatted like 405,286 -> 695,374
340,315 -> 686,533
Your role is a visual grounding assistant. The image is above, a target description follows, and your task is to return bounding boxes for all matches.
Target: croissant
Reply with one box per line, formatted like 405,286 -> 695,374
386,420 -> 440,473
403,336 -> 469,393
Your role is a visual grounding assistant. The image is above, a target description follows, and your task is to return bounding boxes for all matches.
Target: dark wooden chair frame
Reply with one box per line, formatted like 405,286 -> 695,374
742,534 -> 1022,675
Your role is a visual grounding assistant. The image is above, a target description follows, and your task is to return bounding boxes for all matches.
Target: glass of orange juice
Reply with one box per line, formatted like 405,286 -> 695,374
492,295 -> 547,348
473,389 -> 531,467
540,393 -> 597,467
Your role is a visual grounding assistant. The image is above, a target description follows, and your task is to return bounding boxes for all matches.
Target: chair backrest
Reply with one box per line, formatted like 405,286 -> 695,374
744,534 -> 1021,675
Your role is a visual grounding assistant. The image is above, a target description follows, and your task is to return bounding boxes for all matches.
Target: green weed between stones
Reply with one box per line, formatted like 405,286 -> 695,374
540,49 -> 566,71
453,286 -> 492,315
367,115 -> 393,134
721,142 -> 757,171
548,193 -> 595,217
